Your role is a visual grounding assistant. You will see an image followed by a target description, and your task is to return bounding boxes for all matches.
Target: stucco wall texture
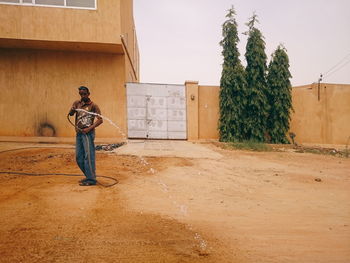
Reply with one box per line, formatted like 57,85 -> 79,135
0,0 -> 138,140
0,0 -> 122,44
290,83 -> 350,145
0,49 -> 127,139
186,82 -> 350,145
198,86 -> 220,140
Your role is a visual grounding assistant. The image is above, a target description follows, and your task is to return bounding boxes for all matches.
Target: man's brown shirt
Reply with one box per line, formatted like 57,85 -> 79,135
71,100 -> 102,132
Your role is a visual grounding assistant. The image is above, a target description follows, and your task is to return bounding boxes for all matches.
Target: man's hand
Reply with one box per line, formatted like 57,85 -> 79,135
69,108 -> 76,116
81,119 -> 102,134
82,127 -> 93,134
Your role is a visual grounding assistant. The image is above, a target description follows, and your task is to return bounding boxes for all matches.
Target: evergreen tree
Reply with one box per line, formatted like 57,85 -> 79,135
266,45 -> 293,143
219,6 -> 247,141
244,13 -> 269,142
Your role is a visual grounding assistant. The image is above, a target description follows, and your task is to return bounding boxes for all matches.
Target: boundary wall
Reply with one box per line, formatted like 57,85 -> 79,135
185,81 -> 350,145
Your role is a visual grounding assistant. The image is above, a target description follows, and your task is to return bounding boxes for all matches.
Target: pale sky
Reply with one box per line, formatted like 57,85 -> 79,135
133,0 -> 350,87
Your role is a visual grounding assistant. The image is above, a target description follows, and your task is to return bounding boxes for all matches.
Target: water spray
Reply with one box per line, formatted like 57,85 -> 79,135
71,109 -> 209,252
0,110 -> 209,252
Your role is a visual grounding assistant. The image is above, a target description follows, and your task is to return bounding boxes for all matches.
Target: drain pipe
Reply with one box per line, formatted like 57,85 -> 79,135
120,34 -> 138,81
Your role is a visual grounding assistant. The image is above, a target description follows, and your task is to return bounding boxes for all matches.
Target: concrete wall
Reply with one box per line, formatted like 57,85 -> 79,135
185,81 -> 199,140
0,0 -> 122,45
0,0 -> 139,140
198,85 -> 220,139
185,81 -> 219,141
290,83 -> 350,145
186,81 -> 350,145
0,49 -> 127,139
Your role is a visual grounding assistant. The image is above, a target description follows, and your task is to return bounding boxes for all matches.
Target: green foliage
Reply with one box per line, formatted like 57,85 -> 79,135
246,12 -> 259,31
219,6 -> 247,141
266,45 -> 293,143
219,9 -> 293,144
244,14 -> 269,142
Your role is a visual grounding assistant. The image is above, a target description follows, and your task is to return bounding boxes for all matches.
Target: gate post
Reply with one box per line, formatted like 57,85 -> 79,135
185,80 -> 199,141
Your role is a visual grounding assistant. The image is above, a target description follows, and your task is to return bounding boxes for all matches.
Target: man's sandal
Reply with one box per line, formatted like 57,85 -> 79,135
79,181 -> 97,186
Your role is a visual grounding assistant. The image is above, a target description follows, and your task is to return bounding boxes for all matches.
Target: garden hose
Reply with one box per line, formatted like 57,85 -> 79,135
0,171 -> 118,188
0,114 -> 121,187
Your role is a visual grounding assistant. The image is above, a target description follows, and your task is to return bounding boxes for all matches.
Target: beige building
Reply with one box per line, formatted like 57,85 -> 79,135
0,0 -> 139,139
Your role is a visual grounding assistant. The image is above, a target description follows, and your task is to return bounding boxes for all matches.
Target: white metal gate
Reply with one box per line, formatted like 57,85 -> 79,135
126,83 -> 187,139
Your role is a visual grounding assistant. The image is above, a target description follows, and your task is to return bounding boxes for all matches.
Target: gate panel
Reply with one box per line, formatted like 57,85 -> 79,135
127,120 -> 147,138
148,120 -> 168,139
167,88 -> 186,139
127,85 -> 147,138
127,83 -> 187,139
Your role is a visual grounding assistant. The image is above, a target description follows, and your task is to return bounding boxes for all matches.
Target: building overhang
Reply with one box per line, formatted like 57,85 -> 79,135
0,38 -> 124,54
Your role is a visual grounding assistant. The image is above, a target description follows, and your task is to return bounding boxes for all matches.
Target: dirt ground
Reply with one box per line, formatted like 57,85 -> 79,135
0,141 -> 349,263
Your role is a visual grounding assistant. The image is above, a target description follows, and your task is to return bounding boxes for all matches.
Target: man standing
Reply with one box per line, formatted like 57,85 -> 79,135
69,86 -> 103,186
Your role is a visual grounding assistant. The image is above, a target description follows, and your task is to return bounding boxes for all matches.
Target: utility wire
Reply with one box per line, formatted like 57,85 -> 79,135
323,59 -> 350,79
322,52 -> 350,78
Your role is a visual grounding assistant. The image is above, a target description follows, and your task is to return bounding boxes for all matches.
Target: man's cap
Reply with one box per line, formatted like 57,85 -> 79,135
78,86 -> 90,93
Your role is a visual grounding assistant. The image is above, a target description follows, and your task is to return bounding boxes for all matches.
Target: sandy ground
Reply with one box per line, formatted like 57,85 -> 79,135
0,140 -> 349,263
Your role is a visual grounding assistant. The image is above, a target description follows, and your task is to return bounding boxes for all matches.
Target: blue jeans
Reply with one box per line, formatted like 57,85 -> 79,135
76,131 -> 96,183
